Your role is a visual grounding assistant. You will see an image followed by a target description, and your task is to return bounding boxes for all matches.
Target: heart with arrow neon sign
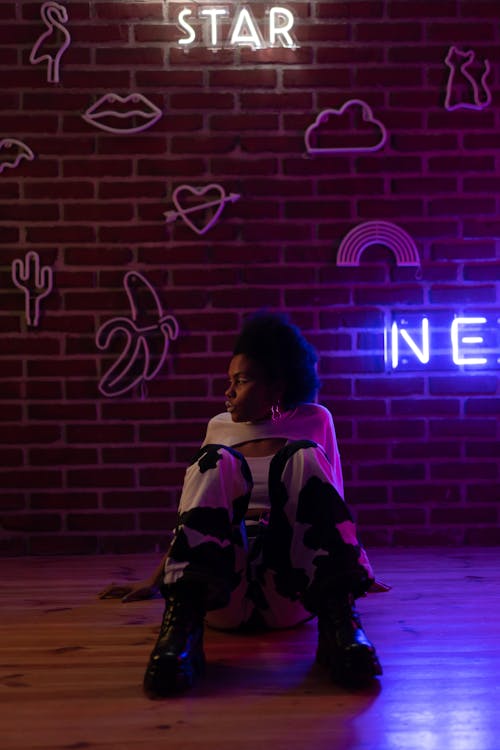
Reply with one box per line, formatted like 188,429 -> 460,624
164,183 -> 241,235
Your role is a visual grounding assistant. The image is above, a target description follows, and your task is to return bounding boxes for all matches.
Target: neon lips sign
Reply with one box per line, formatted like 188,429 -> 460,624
174,5 -> 298,50
385,314 -> 500,371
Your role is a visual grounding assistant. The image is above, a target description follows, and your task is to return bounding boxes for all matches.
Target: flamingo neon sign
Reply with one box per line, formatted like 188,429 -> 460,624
174,5 -> 298,50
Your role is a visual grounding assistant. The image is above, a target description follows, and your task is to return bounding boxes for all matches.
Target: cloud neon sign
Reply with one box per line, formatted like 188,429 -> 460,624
174,5 -> 298,50
385,314 -> 499,371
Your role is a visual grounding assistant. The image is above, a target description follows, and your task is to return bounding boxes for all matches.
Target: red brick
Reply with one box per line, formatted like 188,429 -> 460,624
429,285 -> 496,304
430,197 -> 496,217
136,70 -> 203,87
64,203 -> 134,222
466,441 -> 500,459
432,240 -> 495,261
1,512 -> 61,531
358,508 -> 426,526
353,286 -> 424,305
66,424 -> 134,444
63,70 -> 132,89
0,4 -> 15,20
71,25 -> 131,48
0,425 -> 61,444
429,376 -> 497,396
32,492 -> 99,510
390,1 -> 456,18
67,469 -> 135,488
466,483 -> 500,503
431,506 -> 497,524
95,2 -> 164,20
139,512 -> 175,531
64,160 -> 133,179
96,48 -> 164,66
359,463 -> 426,481
103,490 -> 169,509
139,466 -> 186,489
67,512 -> 136,532
0,492 -> 25,511
317,3 -> 384,19
210,70 -> 277,88
25,181 -> 94,201
392,485 -> 461,504
430,420 -> 497,439
426,22 -> 496,42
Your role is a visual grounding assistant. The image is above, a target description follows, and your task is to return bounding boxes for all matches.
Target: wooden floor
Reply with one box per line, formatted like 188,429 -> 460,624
1,548 -> 499,750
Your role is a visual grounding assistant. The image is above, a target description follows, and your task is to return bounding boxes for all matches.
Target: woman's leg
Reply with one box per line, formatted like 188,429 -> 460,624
144,444 -> 253,696
255,440 -> 381,683
253,440 -> 372,624
163,443 -> 253,611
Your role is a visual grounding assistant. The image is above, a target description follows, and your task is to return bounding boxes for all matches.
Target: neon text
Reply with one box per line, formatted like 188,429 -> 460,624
385,315 -> 499,370
176,5 -> 297,50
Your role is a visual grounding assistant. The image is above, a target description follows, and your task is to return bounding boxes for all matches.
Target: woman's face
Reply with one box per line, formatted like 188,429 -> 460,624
225,354 -> 281,423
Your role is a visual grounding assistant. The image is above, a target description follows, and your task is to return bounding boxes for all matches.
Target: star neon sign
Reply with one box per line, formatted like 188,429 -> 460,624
173,4 -> 298,50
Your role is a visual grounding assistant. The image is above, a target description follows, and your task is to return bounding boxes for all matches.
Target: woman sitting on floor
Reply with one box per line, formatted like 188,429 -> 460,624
101,311 -> 382,697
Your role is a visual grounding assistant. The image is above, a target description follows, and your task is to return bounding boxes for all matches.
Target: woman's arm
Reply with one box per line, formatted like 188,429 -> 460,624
98,553 -> 167,602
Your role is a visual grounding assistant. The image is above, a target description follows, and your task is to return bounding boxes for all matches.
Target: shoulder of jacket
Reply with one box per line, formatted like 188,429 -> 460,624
296,402 -> 331,419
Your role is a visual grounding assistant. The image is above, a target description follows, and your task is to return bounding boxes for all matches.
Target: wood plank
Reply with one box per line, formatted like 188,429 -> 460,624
1,549 -> 499,750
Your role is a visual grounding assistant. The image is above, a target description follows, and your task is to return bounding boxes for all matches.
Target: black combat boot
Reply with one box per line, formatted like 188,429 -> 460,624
143,582 -> 206,697
316,593 -> 382,686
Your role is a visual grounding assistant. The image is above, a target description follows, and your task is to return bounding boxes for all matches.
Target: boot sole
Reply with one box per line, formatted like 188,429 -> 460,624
316,643 -> 382,686
143,642 -> 206,697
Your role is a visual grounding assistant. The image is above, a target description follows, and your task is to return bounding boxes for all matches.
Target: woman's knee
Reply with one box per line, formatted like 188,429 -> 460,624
179,444 -> 253,522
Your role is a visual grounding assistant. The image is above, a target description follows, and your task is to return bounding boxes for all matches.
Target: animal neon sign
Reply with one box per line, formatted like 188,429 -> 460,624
0,139 -> 35,175
444,46 -> 492,112
29,1 -> 71,84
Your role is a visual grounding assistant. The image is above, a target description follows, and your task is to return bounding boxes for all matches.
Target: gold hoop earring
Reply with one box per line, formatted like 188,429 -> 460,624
271,404 -> 282,422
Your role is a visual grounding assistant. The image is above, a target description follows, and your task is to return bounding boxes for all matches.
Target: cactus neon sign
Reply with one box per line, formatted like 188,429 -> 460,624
385,314 -> 500,371
175,5 -> 298,50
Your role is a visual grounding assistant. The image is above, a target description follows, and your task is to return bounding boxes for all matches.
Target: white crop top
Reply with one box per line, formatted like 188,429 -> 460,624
202,402 -> 344,500
245,454 -> 273,514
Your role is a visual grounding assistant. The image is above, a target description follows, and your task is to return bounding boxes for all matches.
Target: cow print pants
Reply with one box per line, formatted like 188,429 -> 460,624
163,441 -> 374,629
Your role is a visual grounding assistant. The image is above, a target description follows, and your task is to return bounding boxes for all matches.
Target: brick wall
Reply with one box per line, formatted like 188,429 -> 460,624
1,0 -> 499,555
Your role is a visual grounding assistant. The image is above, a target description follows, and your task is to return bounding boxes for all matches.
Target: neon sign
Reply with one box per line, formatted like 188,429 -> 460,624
175,5 -> 298,50
385,314 -> 499,371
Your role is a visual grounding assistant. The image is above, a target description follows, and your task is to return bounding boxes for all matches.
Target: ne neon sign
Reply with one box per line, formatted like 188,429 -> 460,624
175,5 -> 298,50
385,314 -> 500,371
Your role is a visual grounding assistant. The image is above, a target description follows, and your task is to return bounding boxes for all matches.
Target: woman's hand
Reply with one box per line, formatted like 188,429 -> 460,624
99,553 -> 167,602
98,579 -> 160,602
368,579 -> 392,593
